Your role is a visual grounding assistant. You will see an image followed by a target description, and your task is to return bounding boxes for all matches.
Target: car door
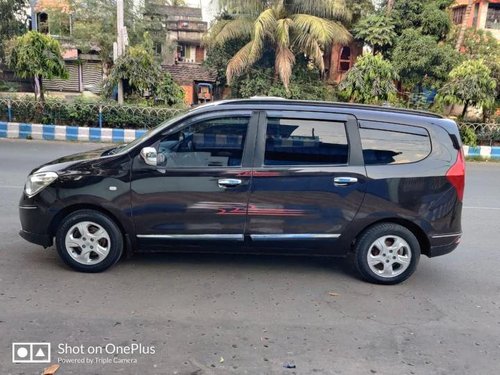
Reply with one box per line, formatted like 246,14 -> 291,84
131,110 -> 258,250
246,110 -> 366,255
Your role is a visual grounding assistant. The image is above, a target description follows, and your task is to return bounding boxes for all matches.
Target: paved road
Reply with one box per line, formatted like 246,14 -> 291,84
0,139 -> 499,375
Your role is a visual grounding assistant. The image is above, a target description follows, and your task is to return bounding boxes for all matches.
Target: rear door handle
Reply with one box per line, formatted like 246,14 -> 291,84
333,177 -> 358,186
218,178 -> 242,188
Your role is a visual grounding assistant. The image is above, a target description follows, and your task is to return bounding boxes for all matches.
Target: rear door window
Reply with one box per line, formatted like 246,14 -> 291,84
359,121 -> 431,165
264,118 -> 349,166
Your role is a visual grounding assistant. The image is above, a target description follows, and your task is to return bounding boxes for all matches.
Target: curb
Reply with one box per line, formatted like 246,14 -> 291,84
462,145 -> 500,159
0,122 -> 147,143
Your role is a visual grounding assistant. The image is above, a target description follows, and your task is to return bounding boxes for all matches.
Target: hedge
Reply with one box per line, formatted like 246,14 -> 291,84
0,97 -> 186,129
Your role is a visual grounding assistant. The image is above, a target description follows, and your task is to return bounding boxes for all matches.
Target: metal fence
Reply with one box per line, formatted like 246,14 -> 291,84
0,98 -> 186,129
458,122 -> 500,146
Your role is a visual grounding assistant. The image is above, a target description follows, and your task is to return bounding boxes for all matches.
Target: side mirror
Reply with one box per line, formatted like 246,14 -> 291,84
140,147 -> 158,166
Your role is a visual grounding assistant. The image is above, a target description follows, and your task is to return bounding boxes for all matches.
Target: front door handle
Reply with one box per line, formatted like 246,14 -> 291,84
334,177 -> 358,186
218,178 -> 242,188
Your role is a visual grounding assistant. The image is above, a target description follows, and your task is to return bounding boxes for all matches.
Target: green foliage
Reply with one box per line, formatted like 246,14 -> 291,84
460,125 -> 478,146
69,0 -> 145,63
6,31 -> 68,80
339,53 -> 399,104
459,28 -> 500,98
105,41 -> 159,97
0,0 -> 26,62
392,29 -> 460,87
436,60 -> 497,116
233,61 -> 335,101
391,0 -> 425,32
208,0 -> 352,89
420,2 -> 451,39
204,26 -> 250,87
103,34 -> 184,106
155,73 -> 185,106
0,96 -> 184,128
353,13 -> 396,53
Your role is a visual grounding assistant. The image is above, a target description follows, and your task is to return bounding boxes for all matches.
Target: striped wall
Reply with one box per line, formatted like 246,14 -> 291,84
0,122 -> 146,143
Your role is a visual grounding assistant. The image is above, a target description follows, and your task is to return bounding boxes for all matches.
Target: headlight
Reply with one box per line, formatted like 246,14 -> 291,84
25,172 -> 58,197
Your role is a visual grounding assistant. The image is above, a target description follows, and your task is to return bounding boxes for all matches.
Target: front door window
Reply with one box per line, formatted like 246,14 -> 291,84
155,117 -> 250,168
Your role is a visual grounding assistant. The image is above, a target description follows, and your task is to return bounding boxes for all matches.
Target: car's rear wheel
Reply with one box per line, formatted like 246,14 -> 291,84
55,210 -> 123,272
354,223 -> 420,284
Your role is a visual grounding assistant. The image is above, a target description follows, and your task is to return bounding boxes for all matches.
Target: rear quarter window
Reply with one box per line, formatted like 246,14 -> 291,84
360,121 -> 431,165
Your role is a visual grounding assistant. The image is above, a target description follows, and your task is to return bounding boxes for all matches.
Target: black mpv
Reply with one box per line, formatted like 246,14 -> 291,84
19,99 -> 465,284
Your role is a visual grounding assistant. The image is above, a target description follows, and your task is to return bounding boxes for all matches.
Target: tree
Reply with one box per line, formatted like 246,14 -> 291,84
420,2 -> 451,40
460,28 -> 500,98
436,60 -> 497,119
455,0 -> 474,51
208,0 -> 351,89
353,13 -> 396,54
103,34 -> 184,106
6,31 -> 68,103
104,38 -> 160,98
339,53 -> 399,104
0,0 -> 27,64
392,29 -> 459,89
155,72 -> 185,106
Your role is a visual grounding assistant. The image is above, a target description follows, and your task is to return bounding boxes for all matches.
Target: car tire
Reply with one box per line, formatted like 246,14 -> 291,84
55,209 -> 123,272
354,223 -> 420,285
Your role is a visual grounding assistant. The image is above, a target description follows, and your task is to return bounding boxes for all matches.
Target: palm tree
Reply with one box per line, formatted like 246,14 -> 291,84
208,0 -> 351,89
455,0 -> 474,51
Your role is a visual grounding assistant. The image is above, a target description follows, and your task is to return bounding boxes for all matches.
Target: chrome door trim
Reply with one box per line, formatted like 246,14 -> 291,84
250,234 -> 341,241
431,233 -> 462,239
137,234 -> 244,241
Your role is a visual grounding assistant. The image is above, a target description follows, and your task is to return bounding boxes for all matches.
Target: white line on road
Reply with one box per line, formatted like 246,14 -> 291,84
0,185 -> 22,189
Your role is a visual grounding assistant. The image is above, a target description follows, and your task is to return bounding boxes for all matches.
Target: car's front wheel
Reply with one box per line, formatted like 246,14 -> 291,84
354,223 -> 420,284
55,209 -> 123,272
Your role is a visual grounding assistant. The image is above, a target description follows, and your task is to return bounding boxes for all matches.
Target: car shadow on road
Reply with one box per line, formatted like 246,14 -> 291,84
123,251 -> 358,278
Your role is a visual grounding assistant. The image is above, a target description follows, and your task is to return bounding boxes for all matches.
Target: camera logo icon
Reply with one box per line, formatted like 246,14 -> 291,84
12,343 -> 51,363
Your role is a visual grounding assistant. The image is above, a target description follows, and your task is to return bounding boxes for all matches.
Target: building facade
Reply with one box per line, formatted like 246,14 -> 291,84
145,2 -> 216,106
452,0 -> 500,39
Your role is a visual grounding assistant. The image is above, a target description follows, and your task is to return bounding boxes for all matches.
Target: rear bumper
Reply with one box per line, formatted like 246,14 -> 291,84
428,233 -> 462,258
19,229 -> 53,247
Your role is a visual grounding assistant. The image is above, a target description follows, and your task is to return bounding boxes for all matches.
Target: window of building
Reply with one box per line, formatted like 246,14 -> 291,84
38,12 -> 49,34
155,117 -> 250,168
338,46 -> 351,72
486,3 -> 500,29
453,6 -> 466,25
154,42 -> 162,55
360,122 -> 431,165
264,118 -> 349,166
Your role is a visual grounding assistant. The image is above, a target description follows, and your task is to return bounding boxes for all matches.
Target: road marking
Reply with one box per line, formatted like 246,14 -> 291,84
0,185 -> 22,189
464,206 -> 500,210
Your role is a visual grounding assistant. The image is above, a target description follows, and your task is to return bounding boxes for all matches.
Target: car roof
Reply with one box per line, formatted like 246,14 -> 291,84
196,97 -> 443,120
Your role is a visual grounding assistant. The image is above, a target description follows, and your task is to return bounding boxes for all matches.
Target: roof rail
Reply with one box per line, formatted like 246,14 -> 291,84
215,98 -> 443,119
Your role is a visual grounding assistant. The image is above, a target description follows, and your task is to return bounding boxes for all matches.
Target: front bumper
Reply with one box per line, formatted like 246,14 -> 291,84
19,229 -> 53,247
19,198 -> 55,248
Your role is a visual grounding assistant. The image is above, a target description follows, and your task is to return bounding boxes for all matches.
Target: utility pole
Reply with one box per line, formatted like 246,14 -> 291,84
116,0 -> 125,104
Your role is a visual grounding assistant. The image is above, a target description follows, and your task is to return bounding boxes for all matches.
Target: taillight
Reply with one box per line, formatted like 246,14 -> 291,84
446,150 -> 465,201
